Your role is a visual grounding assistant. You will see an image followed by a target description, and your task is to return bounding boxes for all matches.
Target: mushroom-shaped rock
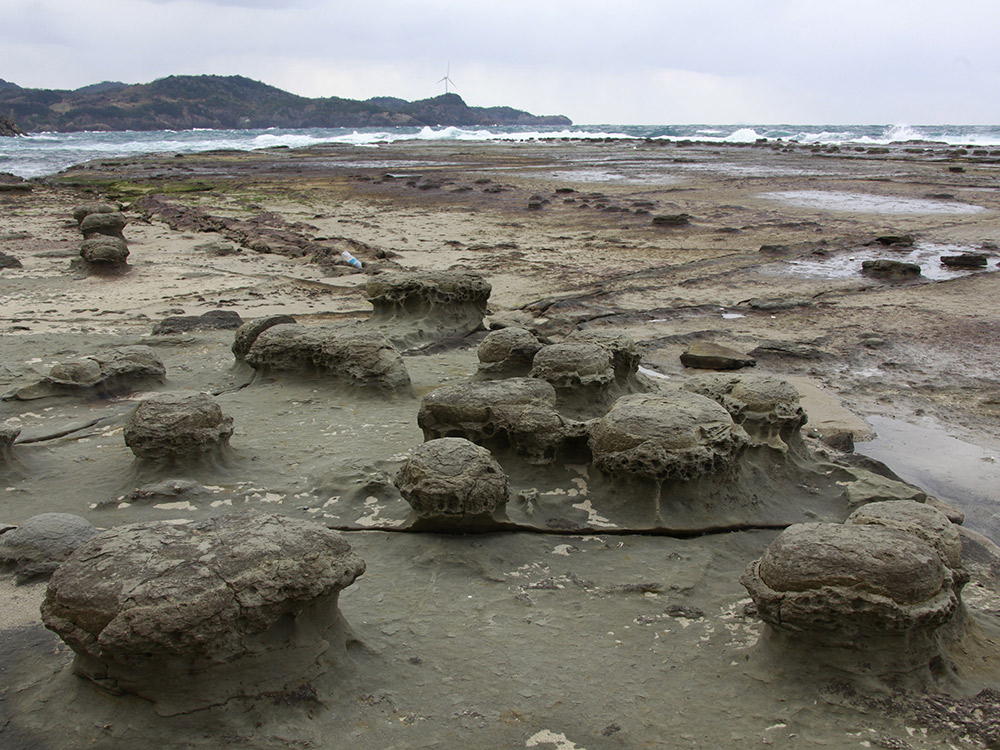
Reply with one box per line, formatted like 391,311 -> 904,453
418,378 -> 586,464
232,314 -> 297,361
3,345 -> 166,401
680,341 -> 756,371
475,326 -> 542,379
589,392 -> 748,481
73,203 -> 116,225
848,500 -> 964,573
124,391 -> 234,461
741,522 -> 966,678
79,235 -> 129,267
395,438 -> 509,522
40,512 -> 365,714
1,422 -> 19,461
365,270 -> 491,349
683,373 -> 806,451
566,329 -> 645,385
0,513 -> 98,582
245,323 -> 411,392
79,211 -> 127,240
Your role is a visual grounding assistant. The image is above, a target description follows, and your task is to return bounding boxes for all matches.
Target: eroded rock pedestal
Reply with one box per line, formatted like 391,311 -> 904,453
741,501 -> 970,683
124,391 -> 234,463
3,346 -> 166,401
76,205 -> 130,274
40,512 -> 366,715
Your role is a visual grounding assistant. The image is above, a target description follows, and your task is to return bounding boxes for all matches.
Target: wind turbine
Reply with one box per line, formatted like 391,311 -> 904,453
437,63 -> 457,94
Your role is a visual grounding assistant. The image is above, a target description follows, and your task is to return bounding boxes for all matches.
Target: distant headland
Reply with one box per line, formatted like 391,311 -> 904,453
0,74 -> 572,133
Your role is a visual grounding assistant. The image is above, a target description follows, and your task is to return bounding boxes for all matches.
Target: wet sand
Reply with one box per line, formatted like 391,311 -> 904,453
1,139 -> 999,748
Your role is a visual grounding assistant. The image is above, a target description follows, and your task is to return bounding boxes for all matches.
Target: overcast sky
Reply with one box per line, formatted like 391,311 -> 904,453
3,0 -> 999,125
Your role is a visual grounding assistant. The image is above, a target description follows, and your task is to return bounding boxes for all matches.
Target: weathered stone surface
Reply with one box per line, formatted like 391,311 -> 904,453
0,422 -> 19,461
847,500 -> 963,571
530,342 -> 614,390
418,378 -> 586,464
652,213 -> 692,227
741,522 -> 967,678
3,345 -> 166,401
232,314 -> 297,361
79,211 -> 127,240
940,253 -> 988,268
475,326 -> 541,378
395,438 -> 509,518
245,323 -> 411,392
683,373 -> 806,451
861,259 -> 921,279
0,513 -> 98,582
565,329 -> 644,384
152,309 -> 244,335
123,391 -> 234,461
365,269 -> 491,349
41,512 -> 365,713
840,466 -> 927,508
79,235 -> 129,266
589,391 -> 748,481
72,203 -> 116,226
680,341 -> 756,370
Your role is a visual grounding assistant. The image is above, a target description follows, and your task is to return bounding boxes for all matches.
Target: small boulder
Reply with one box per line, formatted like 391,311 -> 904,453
395,438 -> 509,523
123,391 -> 234,462
79,211 -> 127,240
1,422 -> 19,461
0,513 -> 99,583
940,253 -> 988,268
73,203 -> 117,225
652,213 -> 692,227
0,250 -> 22,269
475,326 -> 542,379
589,391 -> 748,481
40,512 -> 365,714
680,341 -> 756,370
152,309 -> 244,335
861,259 -> 922,279
79,235 -> 129,268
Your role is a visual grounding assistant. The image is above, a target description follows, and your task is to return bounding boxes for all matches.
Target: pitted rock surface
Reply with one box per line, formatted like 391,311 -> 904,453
79,211 -> 127,240
848,500 -> 964,571
245,323 -> 411,392
683,373 -> 806,450
589,391 -> 748,481
529,342 -> 614,390
395,437 -> 509,517
79,235 -> 129,266
418,377 -> 586,464
73,203 -> 116,225
4,345 -> 165,401
0,513 -> 98,582
124,391 -> 234,460
232,314 -> 297,361
40,512 -> 365,713
565,329 -> 643,383
476,326 -> 541,378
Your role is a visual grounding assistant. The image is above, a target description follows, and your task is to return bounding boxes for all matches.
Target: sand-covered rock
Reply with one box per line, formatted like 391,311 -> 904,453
0,513 -> 98,582
245,323 -> 412,392
123,391 -> 234,461
589,391 -> 748,481
395,437 -> 509,522
365,269 -> 491,349
741,521 -> 967,679
79,235 -> 129,267
475,326 -> 541,379
418,377 -> 587,464
40,512 -> 365,714
3,345 -> 166,401
232,313 -> 297,361
683,373 -> 807,451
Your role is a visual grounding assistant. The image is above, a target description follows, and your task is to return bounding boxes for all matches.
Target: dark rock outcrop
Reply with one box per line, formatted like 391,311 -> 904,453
0,250 -> 22,268
40,512 -> 365,714
3,345 -> 166,401
0,114 -> 25,137
680,341 -> 756,370
152,309 -> 244,335
0,513 -> 98,582
124,391 -> 234,462
861,259 -> 922,279
940,253 -> 988,268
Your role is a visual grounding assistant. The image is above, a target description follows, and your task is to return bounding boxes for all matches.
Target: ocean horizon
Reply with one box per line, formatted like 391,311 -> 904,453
3,122 -> 1000,180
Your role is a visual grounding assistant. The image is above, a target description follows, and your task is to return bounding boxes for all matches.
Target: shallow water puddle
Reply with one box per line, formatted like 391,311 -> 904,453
760,189 -> 986,214
776,242 -> 996,281
856,415 -> 1000,541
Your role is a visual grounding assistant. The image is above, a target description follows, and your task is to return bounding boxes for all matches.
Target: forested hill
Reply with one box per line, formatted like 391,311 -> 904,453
0,75 -> 572,133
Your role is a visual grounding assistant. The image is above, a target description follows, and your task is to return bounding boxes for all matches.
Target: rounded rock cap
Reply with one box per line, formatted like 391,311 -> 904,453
123,390 -> 234,460
395,437 -> 509,517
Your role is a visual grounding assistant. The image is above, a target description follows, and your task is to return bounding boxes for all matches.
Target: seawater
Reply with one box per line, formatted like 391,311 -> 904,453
3,123 -> 1000,179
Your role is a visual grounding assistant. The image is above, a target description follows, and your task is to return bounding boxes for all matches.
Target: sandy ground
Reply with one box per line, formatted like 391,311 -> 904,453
1,139 -> 1000,749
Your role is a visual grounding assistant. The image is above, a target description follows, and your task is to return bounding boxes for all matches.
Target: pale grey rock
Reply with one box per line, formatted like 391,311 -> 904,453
245,323 -> 411,392
589,391 -> 748,481
475,326 -> 541,378
123,391 -> 234,461
395,437 -> 509,518
79,211 -> 127,240
847,500 -> 964,571
0,513 -> 98,582
40,512 -> 365,714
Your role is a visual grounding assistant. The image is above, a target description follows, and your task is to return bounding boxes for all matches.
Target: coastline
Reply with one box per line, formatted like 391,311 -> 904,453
1,138 -> 999,748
